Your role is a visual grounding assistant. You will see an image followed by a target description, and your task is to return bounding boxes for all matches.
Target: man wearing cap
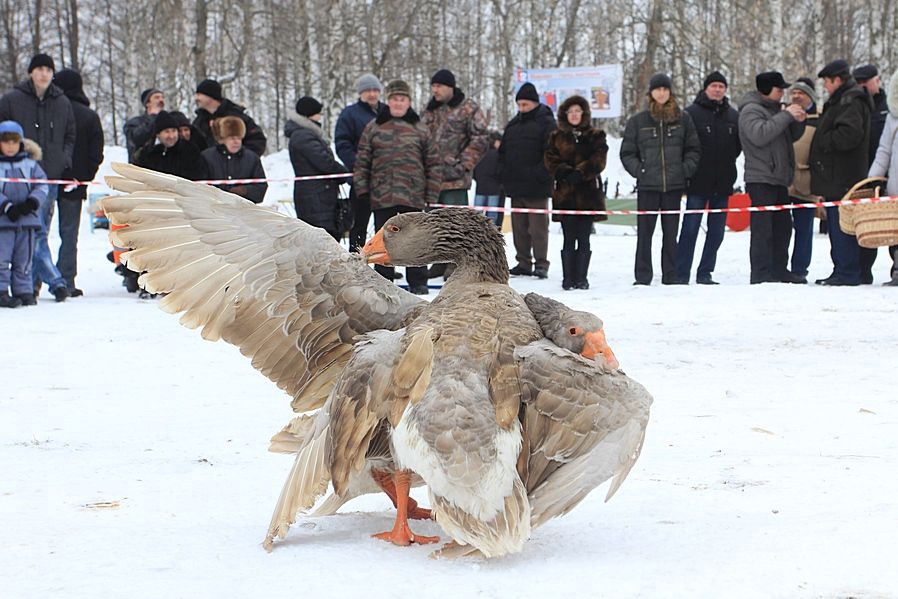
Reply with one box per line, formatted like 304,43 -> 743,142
809,59 -> 873,286
738,71 -> 806,284
136,110 -> 202,181
786,77 -> 821,282
124,87 -> 165,163
193,78 -> 267,156
500,82 -> 557,279
335,73 -> 386,252
676,71 -> 741,285
621,73 -> 701,286
0,53 -> 76,301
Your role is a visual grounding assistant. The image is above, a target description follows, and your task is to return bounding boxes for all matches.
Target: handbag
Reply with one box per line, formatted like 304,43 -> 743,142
334,185 -> 354,233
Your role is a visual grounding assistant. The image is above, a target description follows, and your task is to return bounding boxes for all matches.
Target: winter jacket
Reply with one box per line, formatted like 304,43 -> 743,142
499,104 -> 557,197
868,90 -> 889,167
193,98 -> 267,156
738,91 -> 805,187
788,108 -> 819,200
198,144 -> 267,204
544,95 -> 608,222
285,113 -> 348,231
473,147 -> 502,196
123,113 -> 157,163
868,74 -> 898,197
59,83 -> 103,201
334,99 -> 384,172
136,139 -> 202,181
0,139 -> 48,230
422,89 -> 489,191
809,78 -> 872,199
353,107 -> 439,211
684,92 -> 741,196
0,79 -> 75,178
620,99 -> 701,192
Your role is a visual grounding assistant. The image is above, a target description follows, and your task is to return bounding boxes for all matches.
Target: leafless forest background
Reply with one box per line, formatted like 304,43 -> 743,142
1,0 -> 895,151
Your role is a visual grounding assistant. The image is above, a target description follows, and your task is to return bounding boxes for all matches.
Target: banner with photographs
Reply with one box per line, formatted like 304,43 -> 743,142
512,64 -> 624,118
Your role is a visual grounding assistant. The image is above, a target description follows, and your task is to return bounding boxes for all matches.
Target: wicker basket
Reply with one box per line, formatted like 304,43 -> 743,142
855,201 -> 898,248
838,177 -> 888,237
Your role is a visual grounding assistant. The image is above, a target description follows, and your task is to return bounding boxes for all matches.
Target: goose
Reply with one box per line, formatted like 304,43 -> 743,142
99,163 -> 652,558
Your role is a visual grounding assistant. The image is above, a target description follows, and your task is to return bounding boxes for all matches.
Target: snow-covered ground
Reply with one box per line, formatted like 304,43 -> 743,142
2,152 -> 897,599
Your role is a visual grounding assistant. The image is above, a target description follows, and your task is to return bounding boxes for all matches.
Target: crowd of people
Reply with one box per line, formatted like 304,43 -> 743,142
2,53 -> 898,307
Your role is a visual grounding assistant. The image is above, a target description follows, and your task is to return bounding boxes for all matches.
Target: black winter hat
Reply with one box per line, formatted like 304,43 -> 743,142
852,64 -> 878,82
295,96 -> 323,117
817,59 -> 850,79
649,73 -> 673,92
140,87 -> 162,106
53,68 -> 83,94
169,111 -> 191,127
154,110 -> 178,134
756,71 -> 790,95
431,69 -> 456,88
703,71 -> 728,89
196,78 -> 223,101
28,53 -> 55,73
515,82 -> 539,102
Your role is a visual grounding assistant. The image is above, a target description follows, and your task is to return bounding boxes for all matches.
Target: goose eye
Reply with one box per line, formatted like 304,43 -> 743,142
387,224 -> 400,233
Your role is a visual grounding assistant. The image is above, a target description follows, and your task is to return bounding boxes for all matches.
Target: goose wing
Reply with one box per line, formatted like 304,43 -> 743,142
101,163 -> 424,413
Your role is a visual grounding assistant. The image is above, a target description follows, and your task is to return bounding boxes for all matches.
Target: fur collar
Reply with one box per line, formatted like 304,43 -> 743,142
425,88 -> 466,112
286,111 -> 324,139
649,97 -> 681,124
889,68 -> 898,117
375,105 -> 420,125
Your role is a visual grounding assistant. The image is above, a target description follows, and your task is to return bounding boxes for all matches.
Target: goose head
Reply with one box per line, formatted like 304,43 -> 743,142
524,293 -> 620,369
362,208 -> 509,284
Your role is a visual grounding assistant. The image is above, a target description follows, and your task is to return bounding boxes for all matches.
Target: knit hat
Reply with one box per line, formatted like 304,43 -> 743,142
170,111 -> 191,127
649,73 -> 673,92
28,53 -> 55,73
790,78 -> 818,105
385,79 -> 412,99
195,79 -> 223,101
140,87 -> 162,106
515,82 -> 539,102
430,69 -> 456,88
0,120 -> 24,138
703,71 -> 728,89
212,116 -> 246,141
756,71 -> 790,95
153,110 -> 178,134
852,64 -> 878,82
355,73 -> 382,95
295,96 -> 323,117
817,59 -> 850,79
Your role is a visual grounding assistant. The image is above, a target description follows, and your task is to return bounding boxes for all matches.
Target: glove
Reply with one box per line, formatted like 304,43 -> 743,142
554,168 -> 571,182
565,171 -> 584,185
22,197 -> 40,214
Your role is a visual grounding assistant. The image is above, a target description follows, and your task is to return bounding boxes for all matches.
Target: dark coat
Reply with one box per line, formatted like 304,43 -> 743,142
473,146 -> 502,196
334,99 -> 384,172
620,99 -> 701,192
684,92 -> 741,196
198,144 -> 267,204
123,113 -> 156,163
544,96 -> 608,222
136,139 -> 202,181
499,104 -> 557,197
809,78 -> 873,199
285,114 -> 348,232
0,79 -> 75,178
59,85 -> 103,201
193,99 -> 267,155
868,89 -> 889,167
738,91 -> 805,187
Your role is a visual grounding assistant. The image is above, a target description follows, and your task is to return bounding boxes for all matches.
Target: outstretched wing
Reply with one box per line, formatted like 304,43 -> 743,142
101,163 -> 424,412
516,339 -> 653,528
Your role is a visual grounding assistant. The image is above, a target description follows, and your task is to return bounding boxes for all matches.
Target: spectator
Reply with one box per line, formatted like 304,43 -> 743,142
676,71 -> 741,285
786,78 -> 820,282
0,121 -> 48,307
867,66 -> 898,286
353,79 -> 439,294
198,116 -> 267,204
500,82 -> 556,279
193,78 -> 267,155
0,53 -> 76,302
124,87 -> 166,163
621,73 -> 701,285
335,73 -> 385,252
136,110 -> 202,180
170,110 -> 205,152
544,95 -> 608,290
810,60 -> 872,286
473,131 -> 503,228
738,71 -> 806,284
53,68 -> 104,297
285,96 -> 348,241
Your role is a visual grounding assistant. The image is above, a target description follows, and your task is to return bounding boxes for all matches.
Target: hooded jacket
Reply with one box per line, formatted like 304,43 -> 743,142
0,139 -> 48,230
868,71 -> 898,197
56,77 -> 104,201
422,88 -> 489,191
499,103 -> 557,197
198,144 -> 267,204
193,98 -> 267,156
684,91 -> 741,196
0,79 -> 75,178
738,90 -> 805,187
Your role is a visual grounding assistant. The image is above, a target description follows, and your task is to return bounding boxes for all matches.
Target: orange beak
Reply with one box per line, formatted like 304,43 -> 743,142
581,329 -> 620,369
361,228 -> 392,265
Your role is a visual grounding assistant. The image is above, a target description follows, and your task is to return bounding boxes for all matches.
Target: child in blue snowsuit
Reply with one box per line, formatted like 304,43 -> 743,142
0,120 -> 48,307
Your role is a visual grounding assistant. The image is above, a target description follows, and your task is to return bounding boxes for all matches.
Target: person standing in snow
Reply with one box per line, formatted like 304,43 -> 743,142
473,131 -> 504,228
193,78 -> 267,156
786,78 -> 820,283
867,66 -> 898,286
198,116 -> 267,204
124,87 -> 166,163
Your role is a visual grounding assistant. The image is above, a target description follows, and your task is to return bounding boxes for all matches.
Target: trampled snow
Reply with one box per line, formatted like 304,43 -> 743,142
1,149 -> 896,598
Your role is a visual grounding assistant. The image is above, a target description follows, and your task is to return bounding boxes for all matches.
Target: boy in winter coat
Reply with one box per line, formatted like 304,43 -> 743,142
0,121 -> 48,307
198,116 -> 268,203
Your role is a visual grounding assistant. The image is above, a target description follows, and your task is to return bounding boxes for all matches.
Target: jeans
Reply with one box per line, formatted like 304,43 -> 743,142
747,183 -> 792,283
474,194 -> 503,228
635,190 -> 681,284
32,185 -> 68,292
57,195 -> 82,286
676,193 -> 727,282
823,205 -> 860,284
790,201 -> 816,276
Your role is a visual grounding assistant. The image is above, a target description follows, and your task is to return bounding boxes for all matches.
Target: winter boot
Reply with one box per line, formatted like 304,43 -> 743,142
0,293 -> 23,308
574,250 -> 592,290
427,263 -> 448,279
561,250 -> 575,290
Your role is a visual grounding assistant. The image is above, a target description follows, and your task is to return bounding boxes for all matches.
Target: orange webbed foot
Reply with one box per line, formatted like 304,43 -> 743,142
406,497 -> 433,520
373,522 -> 440,546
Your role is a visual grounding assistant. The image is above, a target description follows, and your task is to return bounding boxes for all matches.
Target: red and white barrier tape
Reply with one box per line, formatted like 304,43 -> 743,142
0,172 -> 352,190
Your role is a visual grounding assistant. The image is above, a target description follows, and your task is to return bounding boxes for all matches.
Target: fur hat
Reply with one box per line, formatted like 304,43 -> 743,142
649,73 -> 673,92
28,53 -> 55,73
385,79 -> 412,99
703,71 -> 728,89
140,87 -> 162,106
790,78 -> 818,106
431,69 -> 456,88
558,95 -> 591,128
295,96 -> 323,117
196,78 -> 223,101
515,82 -> 539,102
212,116 -> 246,141
756,71 -> 790,95
356,73 -> 382,95
817,59 -> 850,79
0,120 -> 24,139
153,111 -> 178,134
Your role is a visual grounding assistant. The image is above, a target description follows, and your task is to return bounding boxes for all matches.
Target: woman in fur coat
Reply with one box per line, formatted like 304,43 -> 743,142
544,95 -> 608,289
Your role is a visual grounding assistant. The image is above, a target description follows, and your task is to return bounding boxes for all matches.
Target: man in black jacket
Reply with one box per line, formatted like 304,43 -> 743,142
809,60 -> 872,286
676,71 -> 741,285
193,79 -> 266,156
124,88 -> 165,163
53,68 -> 104,296
136,111 -> 202,180
500,83 -> 556,278
198,116 -> 267,204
